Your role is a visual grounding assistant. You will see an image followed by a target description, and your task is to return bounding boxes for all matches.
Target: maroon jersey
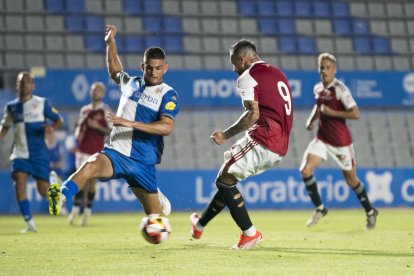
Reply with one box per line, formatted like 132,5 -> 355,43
76,102 -> 112,155
314,78 -> 356,147
237,61 -> 293,156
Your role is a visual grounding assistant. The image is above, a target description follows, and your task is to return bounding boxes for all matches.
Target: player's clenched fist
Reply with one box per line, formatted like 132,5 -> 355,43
105,25 -> 117,43
210,130 -> 226,145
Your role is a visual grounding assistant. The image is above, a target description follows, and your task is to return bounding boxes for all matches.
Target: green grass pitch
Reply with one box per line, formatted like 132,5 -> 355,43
0,209 -> 413,275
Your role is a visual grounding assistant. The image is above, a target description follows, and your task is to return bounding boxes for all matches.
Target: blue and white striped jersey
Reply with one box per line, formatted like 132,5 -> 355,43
105,72 -> 180,165
1,95 -> 62,160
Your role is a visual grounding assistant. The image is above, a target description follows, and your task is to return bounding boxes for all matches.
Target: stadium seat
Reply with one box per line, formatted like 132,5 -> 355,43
352,19 -> 370,35
86,0 -> 104,13
143,0 -> 161,14
124,35 -> 144,53
279,38 -> 297,54
45,0 -> 64,13
145,35 -> 162,48
143,17 -> 162,32
85,16 -> 104,32
65,0 -> 85,13
313,2 -> 330,17
354,38 -> 372,54
46,16 -> 65,32
162,0 -> 180,14
201,1 -> 218,15
333,19 -> 352,35
105,0 -> 123,14
372,37 -> 391,54
123,0 -> 143,15
65,15 -> 84,32
163,17 -> 182,33
278,19 -> 296,35
258,18 -> 277,35
164,35 -> 183,54
298,37 -> 317,54
295,1 -> 312,16
276,1 -> 293,16
238,1 -> 256,16
332,2 -> 350,17
258,1 -> 275,16
85,34 -> 105,52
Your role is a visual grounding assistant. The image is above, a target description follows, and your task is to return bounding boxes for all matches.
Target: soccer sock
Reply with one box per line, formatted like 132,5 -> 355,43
61,180 -> 79,202
353,182 -> 373,213
198,191 -> 226,227
73,190 -> 83,207
303,175 -> 323,208
86,192 -> 95,208
17,199 -> 32,222
216,180 -> 253,231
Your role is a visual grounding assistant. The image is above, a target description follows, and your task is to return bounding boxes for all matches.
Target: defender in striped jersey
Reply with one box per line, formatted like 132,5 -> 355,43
299,53 -> 378,230
190,39 -> 293,250
48,25 -> 179,222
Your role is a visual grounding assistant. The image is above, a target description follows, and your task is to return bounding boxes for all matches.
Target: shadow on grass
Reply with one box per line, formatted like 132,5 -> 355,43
258,246 -> 414,258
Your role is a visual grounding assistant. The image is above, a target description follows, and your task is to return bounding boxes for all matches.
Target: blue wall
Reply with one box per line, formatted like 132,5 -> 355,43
1,168 -> 413,214
27,69 -> 414,109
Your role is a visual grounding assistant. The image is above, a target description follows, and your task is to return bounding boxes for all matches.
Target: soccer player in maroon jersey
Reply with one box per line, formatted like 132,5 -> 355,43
68,82 -> 113,226
190,39 -> 293,249
300,53 -> 378,230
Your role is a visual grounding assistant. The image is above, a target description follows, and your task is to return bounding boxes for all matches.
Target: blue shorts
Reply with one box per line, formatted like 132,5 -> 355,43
11,157 -> 50,182
101,147 -> 157,193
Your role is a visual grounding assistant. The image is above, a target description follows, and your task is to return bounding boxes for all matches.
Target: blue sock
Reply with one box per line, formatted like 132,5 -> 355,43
61,180 -> 79,201
18,199 -> 32,222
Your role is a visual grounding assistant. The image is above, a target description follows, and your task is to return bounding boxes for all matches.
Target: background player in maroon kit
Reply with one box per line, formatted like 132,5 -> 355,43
300,53 -> 378,230
68,81 -> 112,226
190,39 -> 293,250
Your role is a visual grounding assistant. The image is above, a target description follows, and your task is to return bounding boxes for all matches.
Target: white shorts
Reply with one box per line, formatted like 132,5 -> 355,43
300,138 -> 356,171
75,151 -> 93,169
224,134 -> 283,181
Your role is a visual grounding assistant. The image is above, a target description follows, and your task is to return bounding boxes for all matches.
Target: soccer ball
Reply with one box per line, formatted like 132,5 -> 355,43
140,214 -> 172,244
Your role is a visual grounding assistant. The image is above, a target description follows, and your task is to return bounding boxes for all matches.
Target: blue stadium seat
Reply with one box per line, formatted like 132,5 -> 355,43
298,37 -> 317,54
332,2 -> 349,17
258,1 -> 275,16
276,1 -> 293,16
143,0 -> 161,14
295,1 -> 312,16
372,37 -> 391,54
352,19 -> 370,35
145,35 -> 162,48
124,35 -> 144,53
85,34 -> 105,52
65,0 -> 85,13
65,15 -> 84,32
258,18 -> 277,35
313,2 -> 330,17
238,1 -> 256,16
123,0 -> 143,15
278,19 -> 295,34
164,35 -> 183,53
279,38 -> 297,54
85,16 -> 104,32
333,19 -> 352,35
45,0 -> 64,13
143,17 -> 162,32
163,17 -> 182,33
354,37 -> 371,54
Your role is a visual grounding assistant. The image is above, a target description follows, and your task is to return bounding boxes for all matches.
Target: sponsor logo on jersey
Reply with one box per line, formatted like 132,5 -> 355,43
52,107 -> 59,114
165,101 -> 176,110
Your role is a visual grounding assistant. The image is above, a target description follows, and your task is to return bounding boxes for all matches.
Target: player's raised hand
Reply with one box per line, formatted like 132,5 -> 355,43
210,130 -> 226,145
105,25 -> 117,43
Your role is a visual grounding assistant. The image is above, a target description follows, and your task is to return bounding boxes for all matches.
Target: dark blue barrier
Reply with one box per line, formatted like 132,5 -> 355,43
1,168 -> 413,214
31,69 -> 414,108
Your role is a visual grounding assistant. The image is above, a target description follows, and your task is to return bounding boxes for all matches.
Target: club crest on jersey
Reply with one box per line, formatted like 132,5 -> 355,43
165,101 -> 176,110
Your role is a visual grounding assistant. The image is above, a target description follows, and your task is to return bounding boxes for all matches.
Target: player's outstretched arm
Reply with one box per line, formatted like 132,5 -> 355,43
105,25 -> 123,84
306,104 -> 318,131
213,100 -> 259,144
106,113 -> 174,136
0,125 -> 9,139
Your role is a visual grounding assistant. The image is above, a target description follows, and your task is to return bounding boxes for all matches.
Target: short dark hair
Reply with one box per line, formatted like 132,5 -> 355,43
230,39 -> 257,57
143,47 -> 166,62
